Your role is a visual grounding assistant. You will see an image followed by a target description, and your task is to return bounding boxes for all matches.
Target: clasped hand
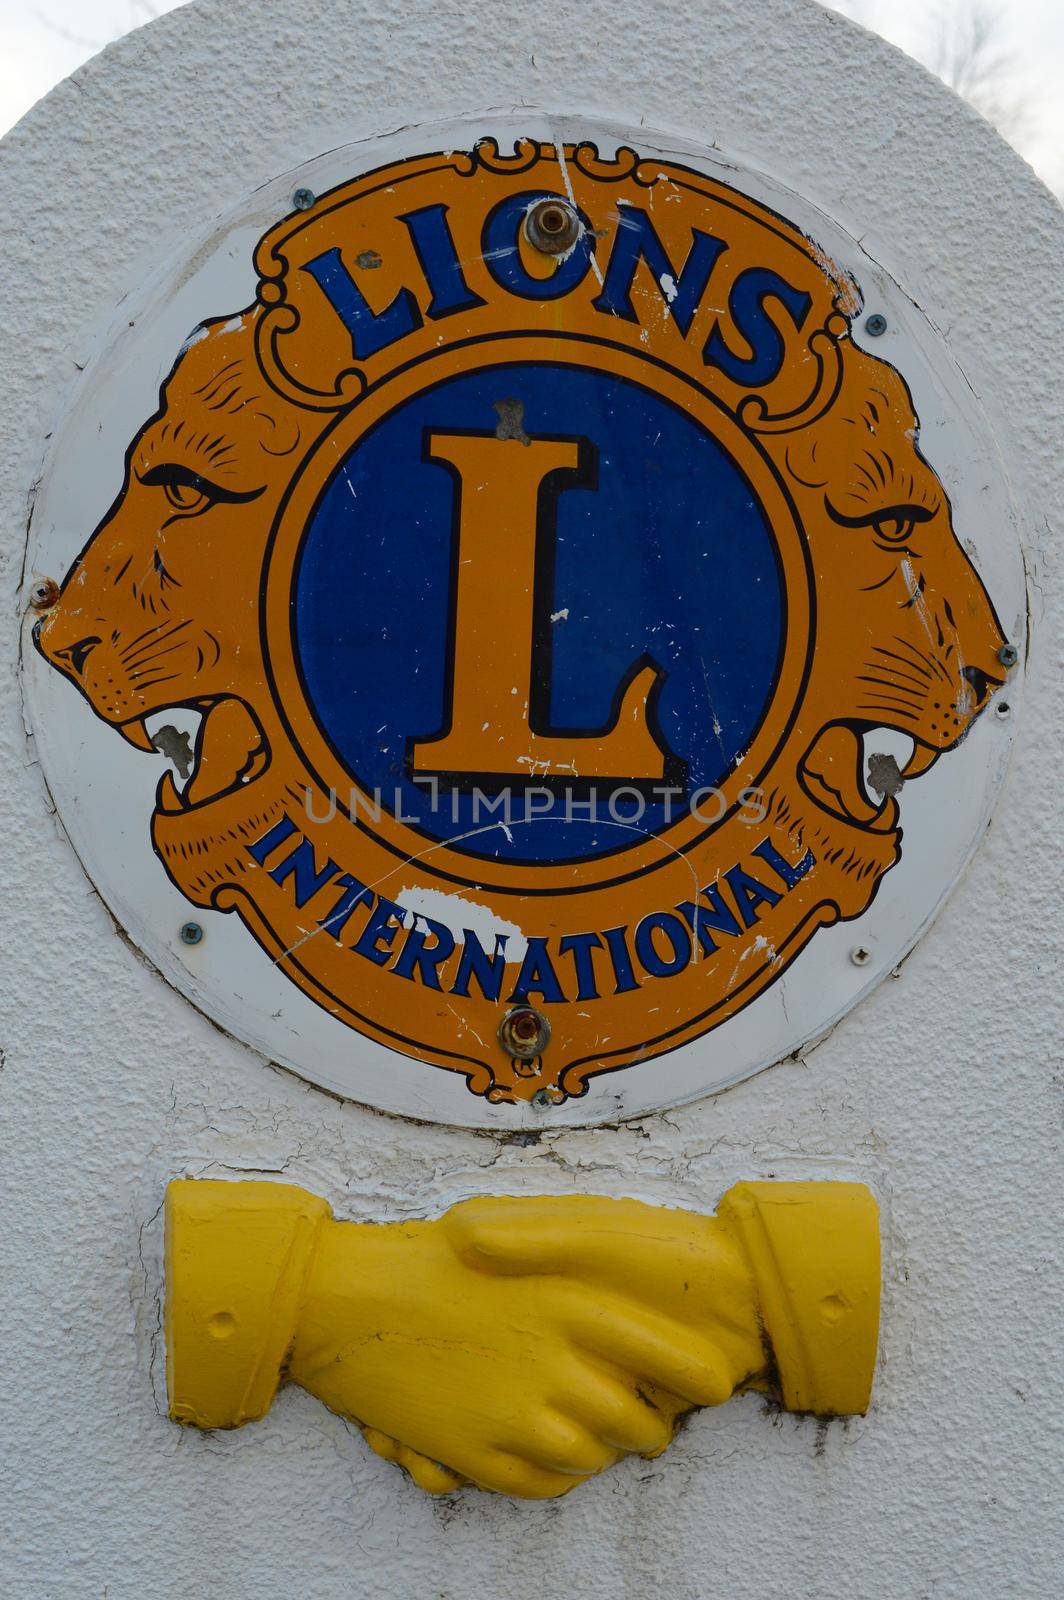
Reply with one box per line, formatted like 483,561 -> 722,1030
289,1193 -> 766,1497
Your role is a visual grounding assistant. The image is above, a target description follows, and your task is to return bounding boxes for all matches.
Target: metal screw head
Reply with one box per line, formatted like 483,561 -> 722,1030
850,945 -> 872,967
292,186 -> 316,212
498,1005 -> 551,1060
998,642 -> 1019,668
523,197 -> 581,256
179,921 -> 204,946
864,313 -> 888,337
530,1089 -> 554,1112
29,577 -> 60,610
994,700 -> 1011,719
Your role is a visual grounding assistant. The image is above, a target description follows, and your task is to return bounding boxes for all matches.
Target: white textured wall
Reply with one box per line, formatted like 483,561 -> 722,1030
0,1 -> 1060,1595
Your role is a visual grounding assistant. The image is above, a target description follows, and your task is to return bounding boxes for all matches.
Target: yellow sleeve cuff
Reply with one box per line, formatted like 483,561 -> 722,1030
165,1179 -> 330,1429
718,1180 -> 881,1416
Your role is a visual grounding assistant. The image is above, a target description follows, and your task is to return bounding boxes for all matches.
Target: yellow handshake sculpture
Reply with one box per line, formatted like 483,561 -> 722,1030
166,1179 -> 879,1498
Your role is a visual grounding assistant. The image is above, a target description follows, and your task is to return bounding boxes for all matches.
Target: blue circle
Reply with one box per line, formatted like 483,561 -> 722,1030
293,361 -> 784,864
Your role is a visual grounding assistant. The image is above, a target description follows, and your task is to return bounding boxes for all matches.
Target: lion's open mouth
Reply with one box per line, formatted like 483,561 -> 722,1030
799,721 -> 940,830
120,697 -> 269,811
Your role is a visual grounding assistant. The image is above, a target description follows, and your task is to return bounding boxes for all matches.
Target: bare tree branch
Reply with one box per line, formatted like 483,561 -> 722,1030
31,7 -> 108,50
924,1 -> 1035,144
34,1 -> 174,54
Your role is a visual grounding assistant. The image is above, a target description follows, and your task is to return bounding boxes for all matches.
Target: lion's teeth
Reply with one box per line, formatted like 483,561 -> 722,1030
144,707 -> 203,793
156,768 -> 186,814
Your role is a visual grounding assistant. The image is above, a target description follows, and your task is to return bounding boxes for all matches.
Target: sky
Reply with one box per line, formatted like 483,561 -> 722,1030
827,0 -> 1064,194
0,0 -> 1061,196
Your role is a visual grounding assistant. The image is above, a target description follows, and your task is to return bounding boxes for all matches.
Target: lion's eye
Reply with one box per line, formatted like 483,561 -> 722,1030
163,477 -> 211,513
825,497 -> 936,547
138,463 -> 265,516
871,513 -> 916,543
140,464 -> 217,517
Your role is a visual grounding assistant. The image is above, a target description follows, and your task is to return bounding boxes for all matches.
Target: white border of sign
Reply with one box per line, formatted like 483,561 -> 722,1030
20,113 -> 1025,1128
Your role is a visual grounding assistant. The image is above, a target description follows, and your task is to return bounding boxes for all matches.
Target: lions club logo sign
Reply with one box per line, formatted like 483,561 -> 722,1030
29,134 -> 1015,1120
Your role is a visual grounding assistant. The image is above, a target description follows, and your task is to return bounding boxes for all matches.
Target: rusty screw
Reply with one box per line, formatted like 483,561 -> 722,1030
292,186 -> 316,212
524,197 -> 581,256
498,1005 -> 551,1060
28,577 -> 59,610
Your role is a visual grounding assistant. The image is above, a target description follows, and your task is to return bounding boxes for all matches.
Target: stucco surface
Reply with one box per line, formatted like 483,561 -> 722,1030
0,1 -> 1060,1596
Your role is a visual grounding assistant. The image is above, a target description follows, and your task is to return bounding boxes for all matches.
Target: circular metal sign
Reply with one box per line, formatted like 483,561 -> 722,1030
22,121 -> 1024,1126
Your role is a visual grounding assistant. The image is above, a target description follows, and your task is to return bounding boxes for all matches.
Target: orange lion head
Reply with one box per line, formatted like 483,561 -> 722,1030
36,308 -> 325,896
755,337 -> 1005,893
